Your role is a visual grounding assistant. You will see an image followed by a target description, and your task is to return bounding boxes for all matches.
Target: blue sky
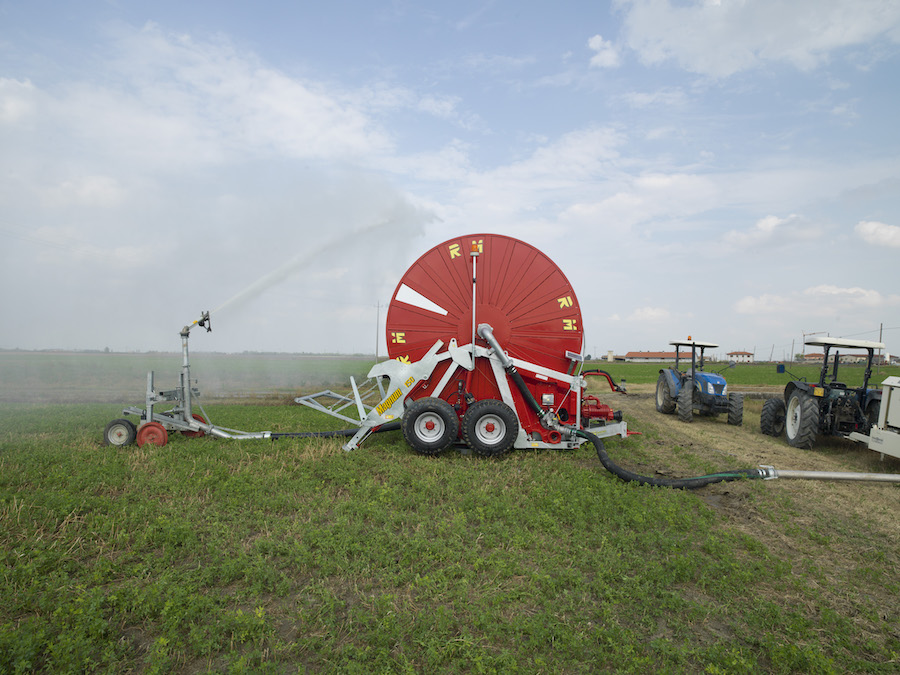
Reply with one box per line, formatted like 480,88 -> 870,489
1,0 -> 899,360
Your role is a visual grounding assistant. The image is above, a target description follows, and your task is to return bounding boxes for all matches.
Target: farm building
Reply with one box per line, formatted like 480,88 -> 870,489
727,350 -> 754,363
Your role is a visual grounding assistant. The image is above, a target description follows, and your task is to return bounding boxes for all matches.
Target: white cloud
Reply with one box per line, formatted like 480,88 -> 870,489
621,87 -> 686,109
87,23 -> 393,164
44,176 -> 126,208
856,220 -> 900,247
735,285 -> 900,316
588,34 -> 621,68
0,78 -> 38,123
722,214 -> 819,248
561,172 -> 718,231
617,0 -> 900,77
627,306 -> 672,321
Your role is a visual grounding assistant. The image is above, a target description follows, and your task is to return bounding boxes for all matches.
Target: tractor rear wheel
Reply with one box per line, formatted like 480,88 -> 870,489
655,374 -> 675,414
463,399 -> 519,457
677,378 -> 694,423
402,397 -> 459,455
727,393 -> 743,426
760,398 -> 786,436
865,400 -> 881,429
785,390 -> 819,449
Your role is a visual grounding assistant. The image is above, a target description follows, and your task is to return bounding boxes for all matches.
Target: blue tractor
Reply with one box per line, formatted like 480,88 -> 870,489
655,339 -> 743,425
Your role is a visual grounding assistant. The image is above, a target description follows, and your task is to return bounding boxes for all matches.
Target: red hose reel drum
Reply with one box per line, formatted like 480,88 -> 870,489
385,233 -> 584,407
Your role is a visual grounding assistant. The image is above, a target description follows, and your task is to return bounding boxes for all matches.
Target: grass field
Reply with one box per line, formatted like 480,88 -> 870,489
2,355 -> 900,672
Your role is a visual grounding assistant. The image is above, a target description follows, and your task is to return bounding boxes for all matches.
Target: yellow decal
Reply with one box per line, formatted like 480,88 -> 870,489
448,243 -> 461,259
563,318 -> 578,331
397,355 -> 411,364
376,388 -> 403,415
557,295 -> 573,309
391,332 -> 406,344
471,239 -> 483,253
404,376 -> 415,388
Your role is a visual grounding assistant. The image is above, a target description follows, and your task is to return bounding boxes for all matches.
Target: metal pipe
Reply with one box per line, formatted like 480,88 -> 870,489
759,465 -> 900,483
477,324 -> 513,369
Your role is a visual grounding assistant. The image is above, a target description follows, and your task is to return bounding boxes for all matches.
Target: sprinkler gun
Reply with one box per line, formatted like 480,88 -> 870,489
182,310 -> 211,337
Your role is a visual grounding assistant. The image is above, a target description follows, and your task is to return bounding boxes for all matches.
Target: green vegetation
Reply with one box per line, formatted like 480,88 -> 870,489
2,399 -> 899,673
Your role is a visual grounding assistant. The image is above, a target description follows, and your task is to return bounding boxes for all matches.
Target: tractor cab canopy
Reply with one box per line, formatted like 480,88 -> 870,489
804,337 -> 884,351
669,340 -> 719,373
804,337 -> 885,390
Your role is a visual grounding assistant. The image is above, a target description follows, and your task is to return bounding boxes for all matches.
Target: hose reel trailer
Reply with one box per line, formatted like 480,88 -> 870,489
299,233 -> 629,455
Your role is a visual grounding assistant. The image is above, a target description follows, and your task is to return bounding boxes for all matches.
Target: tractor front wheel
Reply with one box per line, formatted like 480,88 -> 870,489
401,397 -> 459,455
785,390 -> 819,449
727,393 -> 743,426
760,398 -> 786,436
677,378 -> 694,423
463,399 -> 519,457
656,374 -> 676,414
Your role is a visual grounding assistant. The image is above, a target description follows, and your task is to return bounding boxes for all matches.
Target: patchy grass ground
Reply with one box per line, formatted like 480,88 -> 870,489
1,376 -> 899,673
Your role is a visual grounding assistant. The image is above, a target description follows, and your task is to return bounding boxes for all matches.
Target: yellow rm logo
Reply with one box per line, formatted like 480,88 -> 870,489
563,318 -> 578,331
397,355 -> 411,364
448,243 -> 461,259
391,332 -> 406,344
471,239 -> 483,253
557,296 -> 573,309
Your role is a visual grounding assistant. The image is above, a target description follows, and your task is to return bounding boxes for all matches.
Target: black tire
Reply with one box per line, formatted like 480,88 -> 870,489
103,418 -> 137,446
401,397 -> 459,455
462,399 -> 519,457
760,398 -> 786,437
656,374 -> 676,414
784,390 -> 819,449
677,378 -> 694,423
727,393 -> 743,426
865,400 -> 881,429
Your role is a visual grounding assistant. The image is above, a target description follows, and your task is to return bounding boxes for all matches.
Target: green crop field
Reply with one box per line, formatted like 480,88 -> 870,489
2,354 -> 900,673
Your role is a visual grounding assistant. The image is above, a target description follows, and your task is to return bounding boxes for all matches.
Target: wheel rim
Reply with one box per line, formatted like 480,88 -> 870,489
786,396 -> 801,437
414,412 -> 445,442
107,423 -> 131,445
474,413 -> 506,446
137,422 -> 168,447
656,381 -> 663,406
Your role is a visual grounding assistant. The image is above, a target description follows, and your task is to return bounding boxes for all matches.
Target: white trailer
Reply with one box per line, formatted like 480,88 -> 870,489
848,376 -> 900,460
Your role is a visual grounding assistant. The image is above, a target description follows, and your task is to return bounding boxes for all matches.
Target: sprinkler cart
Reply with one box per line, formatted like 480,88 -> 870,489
103,233 -> 900,488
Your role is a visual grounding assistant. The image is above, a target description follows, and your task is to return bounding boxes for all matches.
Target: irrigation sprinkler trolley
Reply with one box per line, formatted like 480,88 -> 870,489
102,311 -> 275,447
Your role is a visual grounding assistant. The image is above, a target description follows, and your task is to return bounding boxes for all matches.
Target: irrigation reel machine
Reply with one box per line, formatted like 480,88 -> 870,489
103,233 -> 900,488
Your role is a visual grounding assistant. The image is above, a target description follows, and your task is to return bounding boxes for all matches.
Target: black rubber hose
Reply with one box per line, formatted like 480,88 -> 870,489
577,429 -> 765,490
507,366 -> 546,416
270,420 -> 401,440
